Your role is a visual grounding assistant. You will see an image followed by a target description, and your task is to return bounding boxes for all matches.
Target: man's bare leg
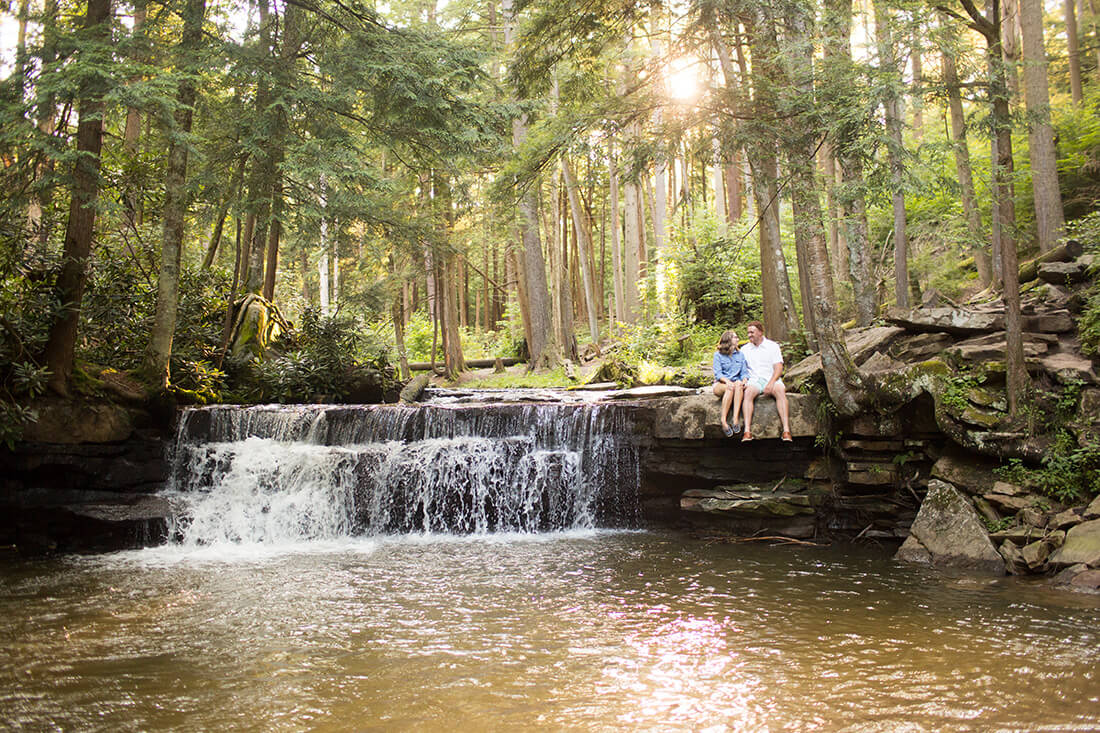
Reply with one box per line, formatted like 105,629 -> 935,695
766,381 -> 791,434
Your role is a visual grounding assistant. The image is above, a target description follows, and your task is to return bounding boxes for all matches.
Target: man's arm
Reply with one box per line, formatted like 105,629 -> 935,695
766,361 -> 783,390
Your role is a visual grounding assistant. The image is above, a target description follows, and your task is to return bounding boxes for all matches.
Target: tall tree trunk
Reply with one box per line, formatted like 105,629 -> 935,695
874,0 -> 910,309
1002,0 -> 1022,100
726,159 -> 742,222
957,0 -> 1028,416
122,0 -> 147,230
262,177 -> 282,300
911,30 -> 925,142
941,18 -> 992,286
746,5 -> 800,340
781,1 -> 863,415
1065,0 -> 1084,103
1020,0 -> 1067,253
144,0 -> 206,388
505,0 -> 558,368
823,0 -> 877,325
27,0 -> 60,248
622,175 -> 643,323
43,0 -> 112,395
609,147 -> 625,324
563,157 -> 601,344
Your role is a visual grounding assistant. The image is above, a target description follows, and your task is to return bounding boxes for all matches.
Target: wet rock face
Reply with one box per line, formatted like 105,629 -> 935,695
0,431 -> 170,554
894,480 -> 1005,575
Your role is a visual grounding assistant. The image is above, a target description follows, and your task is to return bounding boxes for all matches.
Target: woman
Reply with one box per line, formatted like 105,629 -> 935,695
712,329 -> 747,437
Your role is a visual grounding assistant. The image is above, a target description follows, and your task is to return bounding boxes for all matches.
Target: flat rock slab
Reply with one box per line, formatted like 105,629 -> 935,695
681,489 -> 818,517
604,385 -> 698,400
886,307 -> 1004,335
648,392 -> 820,440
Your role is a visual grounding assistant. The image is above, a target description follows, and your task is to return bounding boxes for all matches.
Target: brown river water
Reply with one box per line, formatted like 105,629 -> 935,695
2,531 -> 1098,732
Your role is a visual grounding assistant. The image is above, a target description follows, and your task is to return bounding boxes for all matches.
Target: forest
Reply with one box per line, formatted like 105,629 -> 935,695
1,0 -> 1099,436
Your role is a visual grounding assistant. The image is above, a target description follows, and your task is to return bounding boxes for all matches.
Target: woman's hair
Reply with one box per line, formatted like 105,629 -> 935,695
717,330 -> 738,355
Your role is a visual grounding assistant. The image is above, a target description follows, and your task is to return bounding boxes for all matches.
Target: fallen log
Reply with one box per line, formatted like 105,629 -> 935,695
1018,239 -> 1084,283
407,357 -> 523,371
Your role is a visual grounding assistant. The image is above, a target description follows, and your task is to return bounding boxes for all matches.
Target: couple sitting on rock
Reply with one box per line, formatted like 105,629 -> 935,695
711,320 -> 792,442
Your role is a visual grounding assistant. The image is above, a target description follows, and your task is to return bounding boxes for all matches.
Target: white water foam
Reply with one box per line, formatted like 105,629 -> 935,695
166,403 -> 640,546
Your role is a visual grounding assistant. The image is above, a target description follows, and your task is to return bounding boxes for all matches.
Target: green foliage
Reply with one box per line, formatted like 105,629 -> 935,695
939,371 -> 986,414
1072,213 -> 1100,355
996,379 -> 1100,504
665,213 -> 761,327
232,308 -> 394,403
615,313 -> 719,369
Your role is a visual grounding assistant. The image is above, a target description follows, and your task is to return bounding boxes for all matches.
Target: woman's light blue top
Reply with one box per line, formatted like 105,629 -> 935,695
712,350 -> 747,382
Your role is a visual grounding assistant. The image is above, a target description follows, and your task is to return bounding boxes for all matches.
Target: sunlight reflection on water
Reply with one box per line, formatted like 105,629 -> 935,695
2,531 -> 1099,732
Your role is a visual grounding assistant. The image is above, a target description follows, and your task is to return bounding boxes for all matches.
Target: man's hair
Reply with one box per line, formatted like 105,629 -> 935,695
717,329 -> 738,355
747,320 -> 765,334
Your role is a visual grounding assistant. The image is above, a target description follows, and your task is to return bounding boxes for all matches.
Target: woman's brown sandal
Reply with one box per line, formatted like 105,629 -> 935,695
741,432 -> 753,442
781,431 -> 793,442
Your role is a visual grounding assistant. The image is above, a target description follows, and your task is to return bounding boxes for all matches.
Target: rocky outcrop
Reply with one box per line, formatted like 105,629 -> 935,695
644,391 -> 820,441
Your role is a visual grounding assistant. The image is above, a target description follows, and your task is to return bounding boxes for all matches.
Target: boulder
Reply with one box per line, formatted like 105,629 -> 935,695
946,333 -> 1050,362
1049,519 -> 1100,567
1039,352 -> 1097,385
681,486 -> 819,517
896,535 -> 933,566
1020,535 -> 1058,570
930,455 -> 998,495
999,540 -> 1027,574
990,480 -> 1027,496
1037,260 -> 1089,284
983,492 -> 1040,513
1085,494 -> 1100,520
859,351 -> 906,374
1017,507 -> 1046,528
895,479 -> 1005,575
1048,509 -> 1081,531
607,385 -> 698,400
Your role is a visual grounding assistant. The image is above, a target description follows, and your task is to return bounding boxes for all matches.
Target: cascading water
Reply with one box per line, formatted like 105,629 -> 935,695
165,394 -> 641,545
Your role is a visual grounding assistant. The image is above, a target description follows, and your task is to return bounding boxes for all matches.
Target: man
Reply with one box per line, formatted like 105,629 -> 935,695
740,320 -> 792,442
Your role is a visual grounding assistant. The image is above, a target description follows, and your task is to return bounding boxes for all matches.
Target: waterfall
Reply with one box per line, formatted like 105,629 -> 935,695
167,399 -> 640,544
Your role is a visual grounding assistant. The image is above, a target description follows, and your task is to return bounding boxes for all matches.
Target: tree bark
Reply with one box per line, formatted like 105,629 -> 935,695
145,0 -> 206,389
822,0 -> 877,325
563,156 -> 601,344
1020,0 -> 1067,253
43,0 -> 112,395
122,0 -> 147,230
781,1 -> 863,416
956,0 -> 1028,416
609,146 -> 625,324
940,18 -> 992,286
745,5 -> 799,340
1065,0 -> 1084,103
874,0 -> 911,309
262,177 -> 282,301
